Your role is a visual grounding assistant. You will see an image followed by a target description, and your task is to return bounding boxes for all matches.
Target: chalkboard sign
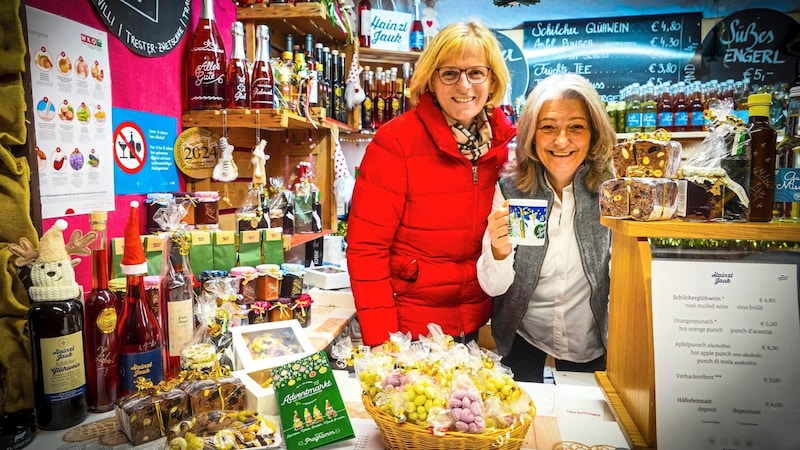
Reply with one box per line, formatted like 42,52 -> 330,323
91,0 -> 191,57
523,13 -> 702,101
696,9 -> 799,88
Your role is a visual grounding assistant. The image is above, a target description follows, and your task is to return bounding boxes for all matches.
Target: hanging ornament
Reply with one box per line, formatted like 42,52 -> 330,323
212,137 -> 238,182
345,46 -> 365,110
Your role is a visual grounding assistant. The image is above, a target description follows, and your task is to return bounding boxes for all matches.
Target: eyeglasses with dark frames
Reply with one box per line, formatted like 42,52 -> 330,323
435,66 -> 491,85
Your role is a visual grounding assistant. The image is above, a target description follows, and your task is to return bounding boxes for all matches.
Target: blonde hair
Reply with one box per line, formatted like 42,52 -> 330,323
511,73 -> 615,192
408,20 -> 509,108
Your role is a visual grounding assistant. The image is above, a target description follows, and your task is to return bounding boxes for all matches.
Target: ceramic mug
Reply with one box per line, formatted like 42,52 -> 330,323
507,198 -> 547,246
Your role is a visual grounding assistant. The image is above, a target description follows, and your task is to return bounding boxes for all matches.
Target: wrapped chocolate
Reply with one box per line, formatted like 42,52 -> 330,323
611,129 -> 682,178
114,379 -> 191,446
678,99 -> 750,221
600,177 -> 679,221
166,409 -> 281,450
178,366 -> 246,415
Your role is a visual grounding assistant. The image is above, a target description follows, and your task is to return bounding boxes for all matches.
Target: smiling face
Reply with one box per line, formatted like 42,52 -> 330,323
534,98 -> 592,194
431,47 -> 494,128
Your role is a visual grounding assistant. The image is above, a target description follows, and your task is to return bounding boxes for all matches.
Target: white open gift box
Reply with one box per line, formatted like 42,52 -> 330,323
232,367 -> 279,416
230,320 -> 315,371
304,265 -> 351,290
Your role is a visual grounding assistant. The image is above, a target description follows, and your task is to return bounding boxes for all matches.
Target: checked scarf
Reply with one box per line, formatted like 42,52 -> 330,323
445,109 -> 493,162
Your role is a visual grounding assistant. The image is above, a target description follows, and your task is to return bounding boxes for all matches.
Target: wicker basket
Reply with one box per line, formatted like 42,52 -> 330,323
362,392 -> 534,450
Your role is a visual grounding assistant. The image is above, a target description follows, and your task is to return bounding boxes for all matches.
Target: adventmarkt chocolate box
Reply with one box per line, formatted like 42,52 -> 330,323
304,265 -> 351,290
231,320 -> 315,371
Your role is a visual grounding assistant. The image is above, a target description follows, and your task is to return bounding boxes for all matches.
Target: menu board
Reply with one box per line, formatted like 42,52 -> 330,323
522,12 -> 701,101
651,259 -> 800,450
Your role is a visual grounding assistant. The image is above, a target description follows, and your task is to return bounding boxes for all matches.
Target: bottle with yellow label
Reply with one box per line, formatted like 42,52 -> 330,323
84,210 -> 118,412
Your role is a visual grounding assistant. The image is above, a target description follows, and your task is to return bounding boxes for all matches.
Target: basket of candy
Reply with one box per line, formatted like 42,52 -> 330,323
332,325 -> 535,450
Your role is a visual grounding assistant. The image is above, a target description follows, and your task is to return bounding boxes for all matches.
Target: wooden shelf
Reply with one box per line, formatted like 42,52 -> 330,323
601,217 -> 800,242
182,109 -> 324,131
616,131 -> 708,140
359,48 -> 420,68
289,229 -> 335,248
237,2 -> 347,47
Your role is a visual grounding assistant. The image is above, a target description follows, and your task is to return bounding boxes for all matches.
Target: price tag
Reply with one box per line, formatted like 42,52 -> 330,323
174,127 -> 220,180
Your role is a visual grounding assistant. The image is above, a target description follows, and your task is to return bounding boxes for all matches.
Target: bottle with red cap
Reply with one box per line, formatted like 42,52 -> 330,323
117,201 -> 164,396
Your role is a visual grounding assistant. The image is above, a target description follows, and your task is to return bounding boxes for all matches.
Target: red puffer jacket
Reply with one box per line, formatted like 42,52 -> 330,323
346,92 -> 517,345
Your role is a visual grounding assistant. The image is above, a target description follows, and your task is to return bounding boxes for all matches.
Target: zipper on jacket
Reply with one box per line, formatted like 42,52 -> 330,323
472,166 -> 478,184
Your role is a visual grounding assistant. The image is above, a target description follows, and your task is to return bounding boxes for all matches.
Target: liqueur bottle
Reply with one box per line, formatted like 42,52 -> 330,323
186,0 -> 226,110
641,83 -> 657,132
117,201 -> 164,396
358,0 -> 372,48
330,50 -> 342,122
688,81 -> 705,132
361,69 -> 375,131
315,43 -> 326,112
84,211 -> 118,412
159,229 -> 195,379
337,51 -> 347,123
775,86 -> 800,221
322,46 -> 332,118
672,81 -> 689,132
388,68 -> 400,122
304,34 -> 318,106
226,21 -> 250,109
23,220 -> 89,430
402,62 -> 413,113
656,81 -> 673,131
746,93 -> 778,222
624,83 -> 642,133
251,25 -> 274,110
410,0 -> 424,52
374,68 -> 386,128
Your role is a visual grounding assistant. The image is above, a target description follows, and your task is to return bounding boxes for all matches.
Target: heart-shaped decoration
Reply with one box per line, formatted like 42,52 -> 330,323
426,20 -> 433,27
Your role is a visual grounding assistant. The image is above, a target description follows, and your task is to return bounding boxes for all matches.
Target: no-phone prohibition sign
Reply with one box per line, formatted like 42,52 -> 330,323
113,121 -> 147,174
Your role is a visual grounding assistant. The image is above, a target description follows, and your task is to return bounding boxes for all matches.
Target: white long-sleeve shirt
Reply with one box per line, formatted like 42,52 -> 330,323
477,183 -> 603,362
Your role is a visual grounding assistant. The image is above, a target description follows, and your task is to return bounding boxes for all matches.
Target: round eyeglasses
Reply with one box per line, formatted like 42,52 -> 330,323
435,66 -> 491,85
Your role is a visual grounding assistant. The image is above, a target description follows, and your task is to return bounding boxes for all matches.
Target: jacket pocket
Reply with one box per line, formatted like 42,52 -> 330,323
390,257 -> 419,296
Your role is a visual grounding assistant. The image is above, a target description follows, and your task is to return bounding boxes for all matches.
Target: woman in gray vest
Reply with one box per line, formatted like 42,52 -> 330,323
477,73 -> 616,382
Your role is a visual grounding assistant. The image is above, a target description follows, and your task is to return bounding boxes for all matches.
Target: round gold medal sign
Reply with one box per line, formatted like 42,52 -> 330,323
174,127 -> 220,180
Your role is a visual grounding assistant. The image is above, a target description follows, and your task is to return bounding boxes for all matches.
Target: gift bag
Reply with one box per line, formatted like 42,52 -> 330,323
262,228 -> 284,265
238,230 -> 262,267
213,230 -> 237,270
144,235 -> 164,276
112,236 -> 125,278
190,230 -> 214,274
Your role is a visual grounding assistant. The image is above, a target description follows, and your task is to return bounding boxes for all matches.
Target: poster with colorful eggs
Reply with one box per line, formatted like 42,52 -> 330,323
273,351 -> 355,449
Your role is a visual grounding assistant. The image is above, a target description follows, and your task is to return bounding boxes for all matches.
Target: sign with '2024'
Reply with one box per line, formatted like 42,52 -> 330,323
370,10 -> 412,52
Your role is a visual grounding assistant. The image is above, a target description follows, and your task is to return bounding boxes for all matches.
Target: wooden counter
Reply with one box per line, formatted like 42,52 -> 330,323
596,218 -> 800,449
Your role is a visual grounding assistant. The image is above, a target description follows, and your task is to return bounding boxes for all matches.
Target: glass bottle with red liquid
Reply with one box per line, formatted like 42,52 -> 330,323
499,86 -> 516,123
688,81 -> 705,132
186,0 -> 226,110
656,81 -> 674,131
84,210 -> 118,412
226,21 -> 250,109
251,25 -> 275,110
159,228 -> 195,379
672,81 -> 690,132
359,0 -> 372,48
410,0 -> 424,52
117,201 -> 164,396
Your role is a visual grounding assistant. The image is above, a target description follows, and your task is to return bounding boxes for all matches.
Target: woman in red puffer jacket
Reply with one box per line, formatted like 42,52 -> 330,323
346,20 -> 517,346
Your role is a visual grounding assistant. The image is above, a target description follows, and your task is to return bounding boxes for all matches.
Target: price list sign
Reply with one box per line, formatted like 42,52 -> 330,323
651,260 -> 799,450
522,13 -> 701,100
